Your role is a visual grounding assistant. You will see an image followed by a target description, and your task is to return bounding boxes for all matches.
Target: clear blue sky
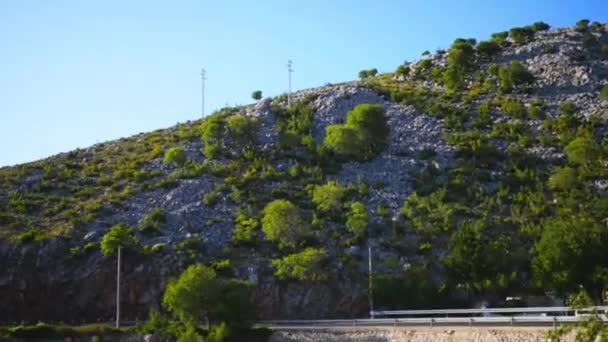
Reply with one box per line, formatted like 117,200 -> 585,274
1,0 -> 606,167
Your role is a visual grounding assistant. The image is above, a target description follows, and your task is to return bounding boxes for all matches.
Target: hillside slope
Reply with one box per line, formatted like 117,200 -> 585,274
1,21 -> 608,322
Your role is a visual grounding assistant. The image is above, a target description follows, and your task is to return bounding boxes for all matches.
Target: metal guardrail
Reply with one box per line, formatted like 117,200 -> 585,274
372,306 -> 608,317
258,306 -> 608,330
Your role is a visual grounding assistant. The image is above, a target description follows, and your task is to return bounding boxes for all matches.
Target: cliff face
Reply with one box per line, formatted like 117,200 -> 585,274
1,23 -> 608,322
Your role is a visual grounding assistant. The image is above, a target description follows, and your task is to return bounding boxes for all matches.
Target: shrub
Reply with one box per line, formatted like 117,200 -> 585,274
476,40 -> 501,58
311,181 -> 346,212
262,200 -> 309,250
528,100 -> 546,119
272,247 -> 328,282
548,166 -> 578,191
498,61 -> 535,93
140,208 -> 167,235
232,210 -> 259,244
15,228 -> 48,245
100,224 -> 138,257
251,90 -> 262,101
501,98 -> 527,119
324,104 -> 389,160
226,115 -> 258,147
345,104 -> 389,154
163,147 -> 187,167
358,68 -> 378,79
203,143 -> 222,160
491,31 -> 509,46
576,19 -> 590,32
395,65 -> 410,77
558,101 -> 578,116
532,213 -> 607,294
532,21 -> 550,32
200,115 -> 225,144
162,264 -> 221,322
346,202 -> 368,242
582,32 -> 598,49
509,26 -> 535,45
564,136 -> 599,165
600,85 -> 608,101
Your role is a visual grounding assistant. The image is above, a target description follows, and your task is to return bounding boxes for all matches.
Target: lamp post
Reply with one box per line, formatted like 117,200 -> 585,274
116,246 -> 121,328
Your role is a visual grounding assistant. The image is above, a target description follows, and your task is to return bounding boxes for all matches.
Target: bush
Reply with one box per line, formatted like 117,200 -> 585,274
262,200 -> 309,250
548,166 -> 578,191
509,26 -> 535,45
564,136 -> 599,165
201,115 -> 225,144
163,147 -> 187,167
532,21 -> 550,32
501,98 -> 527,119
533,213 -> 607,294
491,31 -> 509,46
528,100 -> 546,119
226,115 -> 258,147
203,143 -> 223,160
476,40 -> 501,58
140,208 -> 167,235
100,224 -> 138,256
15,228 -> 48,245
358,68 -> 378,79
395,65 -> 410,78
558,101 -> 578,116
600,85 -> 608,101
272,247 -> 328,282
162,264 -> 221,322
576,19 -> 590,32
498,61 -> 535,93
311,181 -> 346,212
324,104 -> 388,160
251,90 -> 262,101
346,202 -> 368,243
232,210 -> 259,245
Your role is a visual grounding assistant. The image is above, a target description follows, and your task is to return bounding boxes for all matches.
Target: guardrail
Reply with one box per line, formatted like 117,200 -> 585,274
372,306 -> 608,317
257,306 -> 608,330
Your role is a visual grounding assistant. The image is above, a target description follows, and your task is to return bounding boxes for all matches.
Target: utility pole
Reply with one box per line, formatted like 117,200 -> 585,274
201,68 -> 207,117
287,59 -> 293,107
369,244 -> 374,319
116,246 -> 121,328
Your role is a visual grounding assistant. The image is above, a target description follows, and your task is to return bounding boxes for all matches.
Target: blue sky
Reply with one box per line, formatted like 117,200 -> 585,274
1,0 -> 607,167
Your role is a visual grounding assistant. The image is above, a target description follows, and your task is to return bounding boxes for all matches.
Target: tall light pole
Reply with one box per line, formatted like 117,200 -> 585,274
287,59 -> 293,107
116,246 -> 121,328
201,68 -> 207,117
368,244 -> 374,319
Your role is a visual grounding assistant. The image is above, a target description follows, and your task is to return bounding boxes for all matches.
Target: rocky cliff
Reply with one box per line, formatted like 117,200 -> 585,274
1,21 -> 608,323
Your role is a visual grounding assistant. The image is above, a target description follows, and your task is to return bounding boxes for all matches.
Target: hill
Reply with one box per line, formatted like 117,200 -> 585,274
1,20 -> 608,322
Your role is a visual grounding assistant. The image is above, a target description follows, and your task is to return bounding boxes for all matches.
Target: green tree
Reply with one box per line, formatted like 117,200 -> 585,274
600,85 -> 608,101
162,264 -> 221,322
532,214 -> 608,294
201,115 -> 225,144
346,202 -> 368,242
491,31 -> 509,46
395,65 -> 410,77
251,90 -> 262,101
262,200 -> 309,250
532,21 -> 550,32
509,26 -> 535,45
324,125 -> 364,158
226,115 -> 258,148
564,136 -> 599,165
476,40 -> 501,58
576,19 -> 590,32
548,166 -> 578,191
100,224 -> 137,257
311,181 -> 346,212
212,279 -> 256,329
346,104 -> 389,154
163,147 -> 187,167
272,247 -> 327,282
498,61 -> 535,93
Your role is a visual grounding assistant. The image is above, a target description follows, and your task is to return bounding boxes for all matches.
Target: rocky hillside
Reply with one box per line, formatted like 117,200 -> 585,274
1,20 -> 608,323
